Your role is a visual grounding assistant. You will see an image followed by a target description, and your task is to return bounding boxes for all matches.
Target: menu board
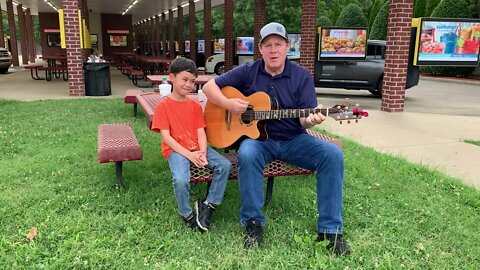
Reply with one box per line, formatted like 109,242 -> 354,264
198,39 -> 205,53
236,37 -> 254,55
214,38 -> 225,53
319,27 -> 367,60
416,18 -> 480,66
287,34 -> 301,56
185,40 -> 190,53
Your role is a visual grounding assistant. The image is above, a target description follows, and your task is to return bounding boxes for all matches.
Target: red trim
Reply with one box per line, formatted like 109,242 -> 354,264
44,29 -> 60,33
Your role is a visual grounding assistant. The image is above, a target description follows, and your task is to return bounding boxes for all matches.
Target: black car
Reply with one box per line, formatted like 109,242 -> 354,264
314,40 -> 419,97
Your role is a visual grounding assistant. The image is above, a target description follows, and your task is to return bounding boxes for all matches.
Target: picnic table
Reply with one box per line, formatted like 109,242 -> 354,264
147,74 -> 217,92
137,56 -> 175,75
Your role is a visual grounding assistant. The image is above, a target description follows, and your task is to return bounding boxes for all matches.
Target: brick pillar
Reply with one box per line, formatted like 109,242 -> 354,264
0,2 -> 5,48
6,0 -> 19,66
300,0 -> 317,76
253,0 -> 265,61
162,13 -> 167,56
152,16 -> 158,56
204,0 -> 212,61
156,16 -> 161,57
169,9 -> 175,57
26,9 -> 36,62
147,19 -> 152,54
189,0 -> 197,64
224,0 -> 233,72
17,5 -> 28,65
381,0 -> 414,112
63,0 -> 85,96
178,5 -> 184,55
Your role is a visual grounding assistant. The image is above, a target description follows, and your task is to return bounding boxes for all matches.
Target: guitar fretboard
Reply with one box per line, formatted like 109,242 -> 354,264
244,108 -> 331,120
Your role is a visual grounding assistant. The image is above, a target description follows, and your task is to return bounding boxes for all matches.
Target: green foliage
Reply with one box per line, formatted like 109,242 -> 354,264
335,3 -> 368,27
369,0 -> 386,30
266,0 -> 302,34
317,0 -> 330,18
431,0 -> 470,17
212,5 -> 225,38
369,0 -> 389,40
317,16 -> 333,27
413,0 -> 427,18
1,99 -> 480,268
362,0 -> 375,22
426,0 -> 441,16
234,0 -> 254,36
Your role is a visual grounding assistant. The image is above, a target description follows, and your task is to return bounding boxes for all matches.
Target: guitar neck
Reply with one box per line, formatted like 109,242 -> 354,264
247,108 -> 329,120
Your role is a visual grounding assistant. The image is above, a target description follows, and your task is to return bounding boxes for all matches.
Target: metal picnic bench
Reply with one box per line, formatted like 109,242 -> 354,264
134,92 -> 342,205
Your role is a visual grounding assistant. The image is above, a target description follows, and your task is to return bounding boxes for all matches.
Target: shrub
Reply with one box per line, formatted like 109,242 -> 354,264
317,16 -> 333,27
369,0 -> 386,30
369,1 -> 389,40
425,0 -> 441,16
335,3 -> 368,27
413,0 -> 427,18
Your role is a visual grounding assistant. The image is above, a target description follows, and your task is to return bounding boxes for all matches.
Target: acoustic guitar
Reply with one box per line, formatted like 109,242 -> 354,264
204,86 -> 368,148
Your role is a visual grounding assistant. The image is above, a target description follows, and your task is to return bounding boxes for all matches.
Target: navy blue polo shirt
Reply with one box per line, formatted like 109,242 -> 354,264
214,58 -> 317,141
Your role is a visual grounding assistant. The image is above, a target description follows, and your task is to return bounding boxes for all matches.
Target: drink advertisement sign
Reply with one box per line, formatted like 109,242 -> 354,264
318,27 -> 367,60
287,34 -> 301,56
236,37 -> 254,55
417,18 -> 480,66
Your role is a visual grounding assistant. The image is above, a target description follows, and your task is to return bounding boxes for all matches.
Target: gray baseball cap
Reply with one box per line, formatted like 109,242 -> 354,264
260,22 -> 288,43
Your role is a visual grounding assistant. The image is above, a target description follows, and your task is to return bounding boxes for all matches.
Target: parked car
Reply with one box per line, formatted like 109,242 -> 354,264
315,40 -> 419,97
0,47 -> 12,74
205,53 -> 300,75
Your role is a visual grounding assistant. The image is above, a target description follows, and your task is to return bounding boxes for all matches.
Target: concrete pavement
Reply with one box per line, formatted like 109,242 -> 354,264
1,67 -> 480,188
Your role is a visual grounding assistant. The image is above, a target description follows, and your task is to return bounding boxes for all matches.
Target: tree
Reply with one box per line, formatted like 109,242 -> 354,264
335,3 -> 368,27
369,0 -> 389,40
317,16 -> 333,27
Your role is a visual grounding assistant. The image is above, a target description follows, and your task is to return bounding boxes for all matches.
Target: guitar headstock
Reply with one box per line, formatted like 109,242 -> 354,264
327,103 -> 369,124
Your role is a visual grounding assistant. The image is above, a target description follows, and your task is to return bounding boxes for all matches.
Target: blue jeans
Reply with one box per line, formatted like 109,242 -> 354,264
168,147 -> 231,218
237,133 -> 344,234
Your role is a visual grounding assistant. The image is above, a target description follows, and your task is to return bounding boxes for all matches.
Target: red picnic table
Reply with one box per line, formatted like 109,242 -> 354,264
146,74 -> 218,91
136,56 -> 175,75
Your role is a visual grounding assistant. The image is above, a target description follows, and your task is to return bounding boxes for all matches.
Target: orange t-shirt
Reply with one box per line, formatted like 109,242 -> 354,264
151,96 -> 206,159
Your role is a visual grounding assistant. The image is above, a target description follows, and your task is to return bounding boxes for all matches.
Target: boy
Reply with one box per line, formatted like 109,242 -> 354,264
151,57 -> 231,232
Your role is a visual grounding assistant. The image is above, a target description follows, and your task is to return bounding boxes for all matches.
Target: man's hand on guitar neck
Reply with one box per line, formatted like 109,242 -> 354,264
301,105 -> 326,129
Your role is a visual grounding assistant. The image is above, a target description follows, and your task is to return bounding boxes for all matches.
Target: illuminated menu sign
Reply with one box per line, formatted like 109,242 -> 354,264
319,27 -> 367,60
416,18 -> 480,66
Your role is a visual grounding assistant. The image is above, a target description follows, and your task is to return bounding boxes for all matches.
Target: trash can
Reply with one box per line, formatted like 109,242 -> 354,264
84,62 -> 111,96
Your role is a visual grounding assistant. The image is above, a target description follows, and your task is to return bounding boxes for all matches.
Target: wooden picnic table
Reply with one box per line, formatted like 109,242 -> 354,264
136,56 -> 175,75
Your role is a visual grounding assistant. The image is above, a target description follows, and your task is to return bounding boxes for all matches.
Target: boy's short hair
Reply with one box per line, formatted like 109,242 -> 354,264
168,57 -> 198,76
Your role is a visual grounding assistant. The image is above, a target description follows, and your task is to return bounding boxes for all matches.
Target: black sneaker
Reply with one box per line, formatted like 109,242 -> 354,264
181,212 -> 198,229
244,220 -> 263,249
195,200 -> 215,232
317,233 -> 350,256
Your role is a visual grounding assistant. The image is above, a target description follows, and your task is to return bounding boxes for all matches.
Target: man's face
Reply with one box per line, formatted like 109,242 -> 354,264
259,35 -> 289,71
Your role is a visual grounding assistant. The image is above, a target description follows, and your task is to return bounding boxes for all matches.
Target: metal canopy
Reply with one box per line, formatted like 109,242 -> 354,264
0,0 -> 225,23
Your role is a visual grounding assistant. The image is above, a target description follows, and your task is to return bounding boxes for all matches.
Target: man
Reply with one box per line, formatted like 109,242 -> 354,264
202,22 -> 350,255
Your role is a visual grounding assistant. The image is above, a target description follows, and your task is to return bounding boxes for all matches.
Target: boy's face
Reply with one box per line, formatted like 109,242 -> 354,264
168,71 -> 197,96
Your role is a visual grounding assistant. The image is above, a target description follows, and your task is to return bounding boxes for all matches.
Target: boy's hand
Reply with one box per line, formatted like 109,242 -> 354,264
188,151 -> 208,168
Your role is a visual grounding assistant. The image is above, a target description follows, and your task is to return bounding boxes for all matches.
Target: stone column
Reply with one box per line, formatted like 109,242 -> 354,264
253,0 -> 265,61
63,0 -> 85,96
189,0 -> 196,64
300,0 -> 317,76
6,0 -> 19,66
381,0 -> 414,112
204,0 -> 212,61
224,0 -> 233,72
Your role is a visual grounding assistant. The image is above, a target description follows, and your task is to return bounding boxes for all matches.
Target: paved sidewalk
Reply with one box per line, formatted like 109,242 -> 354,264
321,109 -> 480,189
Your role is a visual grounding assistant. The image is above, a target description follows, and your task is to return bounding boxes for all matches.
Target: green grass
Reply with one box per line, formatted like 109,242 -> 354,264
1,98 -> 479,269
465,140 -> 480,147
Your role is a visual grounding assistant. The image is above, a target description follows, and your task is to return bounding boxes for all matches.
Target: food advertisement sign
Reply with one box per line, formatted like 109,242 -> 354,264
319,27 -> 367,60
214,38 -> 225,53
417,18 -> 480,66
236,37 -> 254,55
198,39 -> 205,53
287,34 -> 301,56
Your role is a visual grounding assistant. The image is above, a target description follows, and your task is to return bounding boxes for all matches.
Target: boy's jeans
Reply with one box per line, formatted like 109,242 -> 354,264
168,147 -> 231,218
237,133 -> 345,234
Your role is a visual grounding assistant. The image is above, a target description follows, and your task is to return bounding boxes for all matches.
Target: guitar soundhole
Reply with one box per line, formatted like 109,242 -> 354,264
240,106 -> 255,125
